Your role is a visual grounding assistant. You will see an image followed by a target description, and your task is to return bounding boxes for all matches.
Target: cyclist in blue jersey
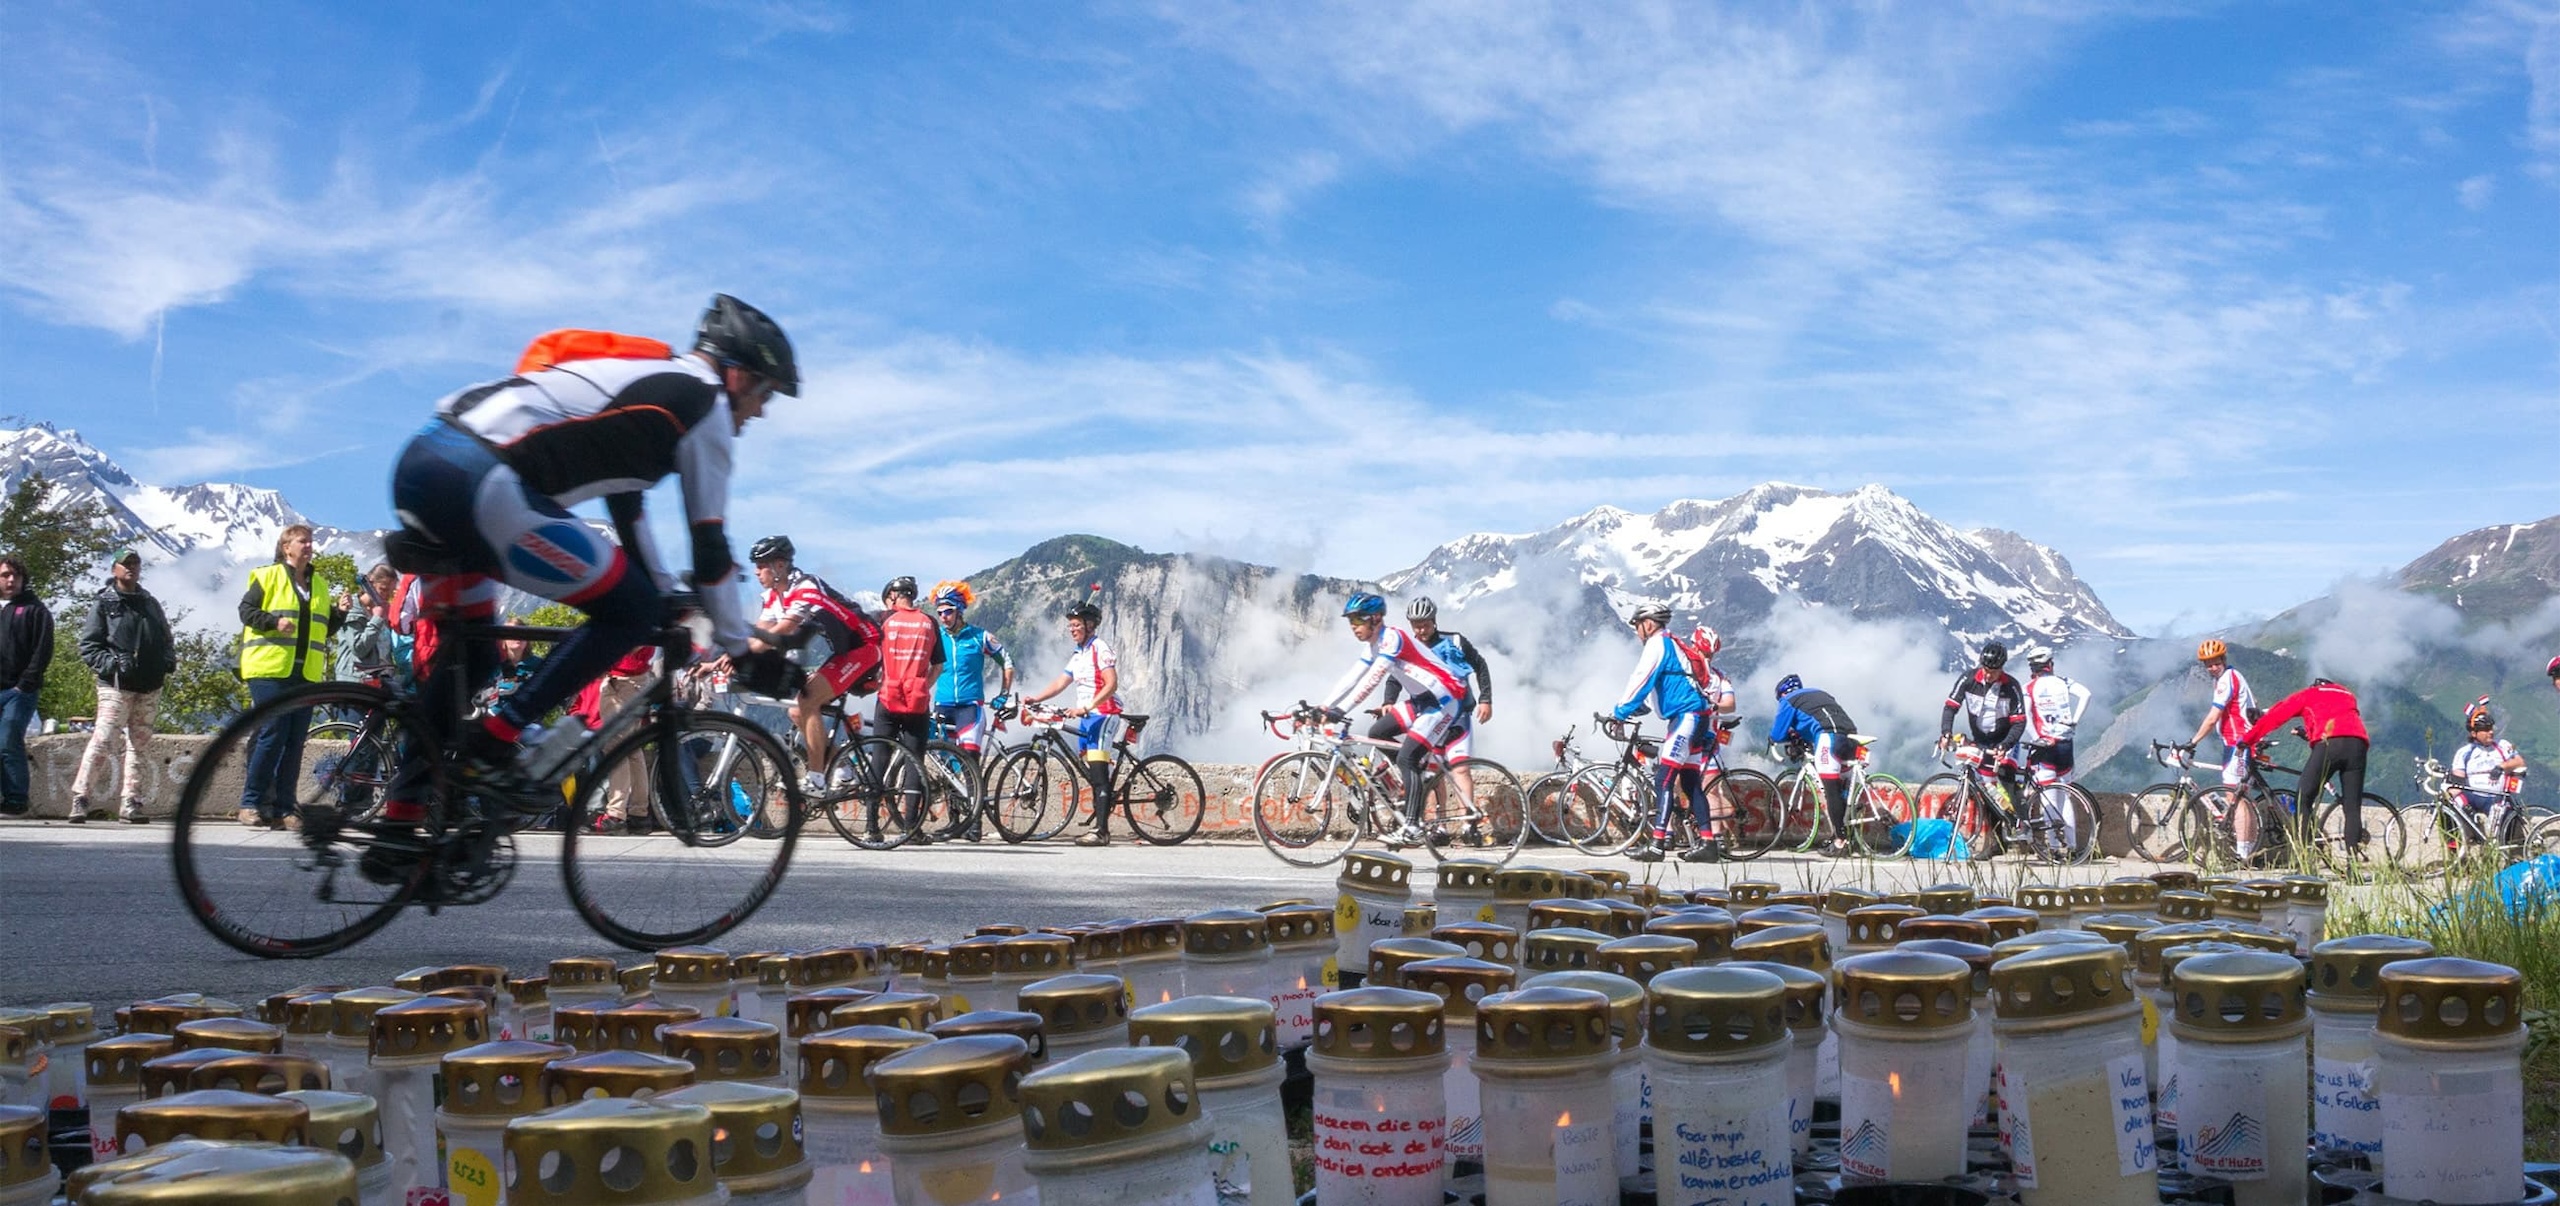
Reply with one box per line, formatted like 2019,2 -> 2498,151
1394,596 -> 1493,805
929,581 -> 1013,758
1769,674 -> 1859,855
1320,592 -> 1467,849
1609,602 -> 1708,862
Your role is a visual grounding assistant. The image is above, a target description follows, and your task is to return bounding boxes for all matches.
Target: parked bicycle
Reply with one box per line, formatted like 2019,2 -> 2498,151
1249,702 -> 1527,868
1766,735 -> 1911,857
1553,713 -> 1779,860
2156,739 -> 2400,872
2397,755 -> 2560,872
1908,741 -> 2094,864
172,601 -> 803,957
1521,724 -> 1602,848
982,704 -> 1207,844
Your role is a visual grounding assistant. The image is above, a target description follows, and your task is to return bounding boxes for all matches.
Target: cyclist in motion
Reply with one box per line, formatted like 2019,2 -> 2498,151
1315,592 -> 1467,849
370,295 -> 800,879
747,534 -> 881,795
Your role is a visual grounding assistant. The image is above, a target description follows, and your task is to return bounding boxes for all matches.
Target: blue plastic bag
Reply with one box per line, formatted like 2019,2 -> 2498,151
1899,817 -> 1966,859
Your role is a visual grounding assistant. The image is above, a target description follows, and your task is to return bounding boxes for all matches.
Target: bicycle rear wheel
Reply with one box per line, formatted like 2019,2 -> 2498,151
2391,802 -> 2459,875
821,739 -> 915,850
988,746 -> 1085,843
1418,759 -> 1528,866
565,710 -> 803,950
2313,793 -> 2401,874
1847,775 -> 1912,858
1121,754 -> 1208,845
1776,771 -> 1825,851
914,740 -> 982,842
1563,765 -> 1645,855
2129,784 -> 2192,863
171,682 -> 431,958
2045,784 -> 2099,865
1914,775 -> 1996,862
1523,773 -> 1570,846
1702,769 -> 1782,862
1251,751 -> 1363,868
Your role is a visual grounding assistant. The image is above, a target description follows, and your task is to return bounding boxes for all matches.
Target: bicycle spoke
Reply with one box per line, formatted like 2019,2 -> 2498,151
564,711 -> 803,949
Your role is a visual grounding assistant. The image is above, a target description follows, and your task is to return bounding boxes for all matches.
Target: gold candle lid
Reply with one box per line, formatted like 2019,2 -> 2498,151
2084,913 -> 2165,949
1989,943 -> 2137,1024
1018,974 -> 1131,1042
0,1023 -> 31,1072
1988,929 -> 2110,959
1525,898 -> 1612,933
501,1096 -> 717,1204
2238,876 -> 2291,902
1597,934 -> 1696,985
1767,890 -> 1825,911
184,1053 -> 330,1095
1726,961 -> 1829,1035
1128,995 -> 1278,1081
976,923 -> 1031,937
2066,884 -> 2104,910
548,955 -> 619,991
1894,916 -> 1992,946
2375,957 -> 2525,1044
326,987 -> 421,1040
2169,950 -> 2308,1041
617,962 -> 655,997
1310,987 -> 1446,1060
766,949 -> 833,990
930,1011 -> 1049,1064
542,1049 -> 696,1104
88,1033 -> 178,1088
2101,877 -> 2162,909
404,964 -> 506,992
886,943 -> 931,976
2128,922 -> 2231,979
1370,937 -> 1467,983
1915,883 -> 1977,915
1728,881 -> 1779,904
1685,888 -> 1733,907
139,1050 -> 249,1099
783,988 -> 875,1040
1835,951 -> 1973,1030
2215,923 -> 2301,955
431,985 -> 502,1013
256,987 -> 333,1026
654,946 -> 736,986
1520,928 -> 1611,973
2155,941 -> 2254,988
1627,884 -> 1663,909
172,1017 -> 284,1054
118,1088 -> 309,1149
2014,884 -> 2069,916
1122,919 -> 1184,961
1402,903 -> 1438,935
1734,905 -> 1824,936
1019,1047 -> 1201,1154
1490,866 -> 1558,903
1960,906 -> 2041,942
945,936 -> 1005,979
1598,900 -> 1651,938
1727,923 -> 1831,974
280,1090 -> 384,1170
1645,965 -> 1789,1057
41,1000 -> 99,1045
730,951 -> 783,980
125,995 -> 247,1036
1255,899 -> 1316,911
1339,851 -> 1416,897
63,1140 -> 236,1204
2142,868 -> 2196,892
80,1143 -> 356,1206
2156,890 -> 2217,921
2309,935 -> 2437,1007
603,1000 -> 702,1052
825,991 -> 942,1032
1976,895 -> 2014,909
1179,910 -> 1272,959
1397,956 -> 1516,1019
1473,986 -> 1614,1065
1553,871 -> 1605,900
1878,891 -> 1923,908
2281,874 -> 2330,904
1435,859 -> 1500,894
1520,970 -> 1644,1052
1843,904 -> 1927,950
551,1002 -> 621,1053
1428,921 -> 1519,965
1644,909 -> 1737,962
2208,885 -> 2265,918
1895,938 -> 1998,997
995,934 -> 1077,978
1823,886 -> 1883,917
652,1081 -> 807,1188
507,976 -> 550,1008
1264,903 -> 1337,948
1058,928 -> 1125,966
868,1035 -> 1032,1137
0,1105 -> 41,1189
1573,867 -> 1633,892
442,1040 -> 575,1117
661,1017 -> 785,1083
370,995 -> 489,1063
799,1025 -> 934,1100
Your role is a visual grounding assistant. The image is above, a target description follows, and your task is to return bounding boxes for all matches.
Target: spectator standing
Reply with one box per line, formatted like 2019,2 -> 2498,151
0,557 -> 53,817
236,525 -> 346,828
873,575 -> 944,760
73,548 -> 175,824
2238,676 -> 2370,852
332,563 -> 407,690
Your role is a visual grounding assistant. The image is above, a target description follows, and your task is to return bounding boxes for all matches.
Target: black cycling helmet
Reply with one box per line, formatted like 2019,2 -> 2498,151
1066,601 -> 1103,625
1629,602 -> 1672,628
748,534 -> 794,564
695,293 -> 800,396
2470,710 -> 2498,732
1406,596 -> 1437,621
1979,641 -> 2008,670
882,575 -> 918,600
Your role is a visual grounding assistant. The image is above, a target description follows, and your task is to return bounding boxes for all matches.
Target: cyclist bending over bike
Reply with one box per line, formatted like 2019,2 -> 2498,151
1769,675 -> 1859,855
1020,601 -> 1125,847
372,295 -> 800,879
1610,603 -> 1713,864
2237,675 -> 2370,852
1937,640 -> 2025,807
748,535 -> 882,794
1316,592 -> 1468,849
2019,646 -> 2092,849
931,581 -> 1013,758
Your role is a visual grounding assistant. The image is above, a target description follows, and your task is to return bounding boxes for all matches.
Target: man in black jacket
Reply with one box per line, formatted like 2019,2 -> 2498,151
74,549 -> 175,823
0,557 -> 53,816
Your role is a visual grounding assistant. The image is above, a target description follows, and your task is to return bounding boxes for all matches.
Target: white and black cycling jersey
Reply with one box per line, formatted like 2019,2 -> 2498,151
2023,673 -> 2091,745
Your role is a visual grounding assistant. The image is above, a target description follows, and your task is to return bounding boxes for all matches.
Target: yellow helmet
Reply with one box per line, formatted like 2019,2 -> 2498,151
2196,638 -> 2227,662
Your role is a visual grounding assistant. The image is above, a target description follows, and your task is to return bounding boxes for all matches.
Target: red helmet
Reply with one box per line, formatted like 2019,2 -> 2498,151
1688,625 -> 1722,658
2547,655 -> 2560,681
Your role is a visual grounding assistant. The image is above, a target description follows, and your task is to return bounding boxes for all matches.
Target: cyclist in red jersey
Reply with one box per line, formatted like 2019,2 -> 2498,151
748,535 -> 882,793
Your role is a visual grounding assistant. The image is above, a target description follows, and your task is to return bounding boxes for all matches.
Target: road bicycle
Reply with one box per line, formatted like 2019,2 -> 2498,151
1249,702 -> 1528,868
2162,740 -> 2401,873
1769,735 -> 1913,857
982,704 -> 1207,844
1553,713 -> 1780,860
172,602 -> 802,957
1522,724 -> 1604,848
2397,756 -> 2560,873
1909,742 -> 2096,865
758,691 -> 975,852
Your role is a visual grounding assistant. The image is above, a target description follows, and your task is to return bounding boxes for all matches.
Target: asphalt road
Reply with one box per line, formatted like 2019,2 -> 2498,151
0,820 -> 2146,1008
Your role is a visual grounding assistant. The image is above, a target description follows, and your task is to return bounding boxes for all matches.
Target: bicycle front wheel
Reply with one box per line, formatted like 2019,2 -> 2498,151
2313,793 -> 2401,874
1776,771 -> 1826,851
1418,759 -> 1528,866
1121,754 -> 1208,845
1251,751 -> 1363,868
565,709 -> 803,950
2129,784 -> 2192,863
1847,775 -> 1912,858
1914,775 -> 1993,862
821,739 -> 914,851
1704,769 -> 1782,861
989,746 -> 1085,843
1563,765 -> 1645,855
2391,802 -> 2459,875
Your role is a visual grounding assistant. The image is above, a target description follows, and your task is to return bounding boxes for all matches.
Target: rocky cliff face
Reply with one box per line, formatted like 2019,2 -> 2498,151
2397,516 -> 2560,621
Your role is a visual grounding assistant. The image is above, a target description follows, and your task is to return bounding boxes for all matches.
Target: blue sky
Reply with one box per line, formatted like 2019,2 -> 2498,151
5,1 -> 2557,634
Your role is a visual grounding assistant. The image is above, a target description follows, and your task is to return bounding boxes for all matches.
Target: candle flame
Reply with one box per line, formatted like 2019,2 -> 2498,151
1889,1072 -> 1902,1099
1556,1111 -> 1572,1126
858,1161 -> 872,1173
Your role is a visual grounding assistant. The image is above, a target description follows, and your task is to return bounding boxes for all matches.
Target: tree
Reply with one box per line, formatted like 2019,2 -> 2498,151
157,626 -> 250,733
0,474 -> 119,597
42,603 -> 96,723
312,551 -> 359,597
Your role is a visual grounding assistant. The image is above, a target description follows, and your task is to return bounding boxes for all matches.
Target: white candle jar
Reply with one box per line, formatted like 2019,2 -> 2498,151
1642,965 -> 1794,1206
1726,960 -> 1827,1163
656,1080 -> 812,1206
800,1023 -> 933,1206
1990,942 -> 2159,1206
1261,904 -> 1336,1049
1305,987 -> 1451,1206
1484,867 -> 1561,953
1018,974 -> 1132,1062
1822,886 -> 1882,954
2306,933 -> 2433,1168
0,1104 -> 54,1206
1470,987 -> 1620,1206
1122,920 -> 1189,1011
282,1089 -> 398,1206
1397,956 -> 1515,1170
279,993 -> 338,1062
2374,957 -> 2528,1206
1020,1048 -> 1218,1206
1337,852 -> 1419,979
2127,923 -> 2230,1093
502,1096 -> 724,1206
1894,936 -> 1998,1130
323,986 -> 422,1100
78,1034 -> 171,1161
1180,910 -> 1277,1001
2148,937 -> 2256,1169
1727,925 -> 1833,1101
1523,969 -> 1647,1183
368,996 -> 489,1200
436,1039 -> 571,1206
943,936 -> 1005,1017
35,1003 -> 97,1112
2280,876 -> 2329,956
1832,950 -> 1977,1183
869,1034 -> 1041,1206
1130,995 -> 1292,1206
1434,858 -> 1501,926
2167,949 -> 2309,1206
502,977 -> 552,1043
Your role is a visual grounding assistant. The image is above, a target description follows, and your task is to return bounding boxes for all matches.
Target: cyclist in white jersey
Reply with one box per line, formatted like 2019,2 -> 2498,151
1021,601 -> 1125,846
1319,592 -> 1467,848
2019,646 -> 2092,851
2186,639 -> 2260,859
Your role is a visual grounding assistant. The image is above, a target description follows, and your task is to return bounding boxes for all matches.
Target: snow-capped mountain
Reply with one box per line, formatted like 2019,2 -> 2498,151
0,422 -> 381,565
1382,483 -> 2130,657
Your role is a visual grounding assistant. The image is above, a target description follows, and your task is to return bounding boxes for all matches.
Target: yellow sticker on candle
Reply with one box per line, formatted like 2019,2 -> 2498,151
1321,956 -> 1340,989
1335,893 -> 1361,929
2140,995 -> 2158,1047
447,1148 -> 499,1206
1476,904 -> 1496,922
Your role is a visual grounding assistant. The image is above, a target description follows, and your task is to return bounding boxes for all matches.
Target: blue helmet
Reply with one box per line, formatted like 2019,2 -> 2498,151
1774,674 -> 1803,700
1342,592 -> 1388,618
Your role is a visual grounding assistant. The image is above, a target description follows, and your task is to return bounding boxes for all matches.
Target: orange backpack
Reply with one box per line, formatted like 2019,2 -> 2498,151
515,329 -> 673,375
